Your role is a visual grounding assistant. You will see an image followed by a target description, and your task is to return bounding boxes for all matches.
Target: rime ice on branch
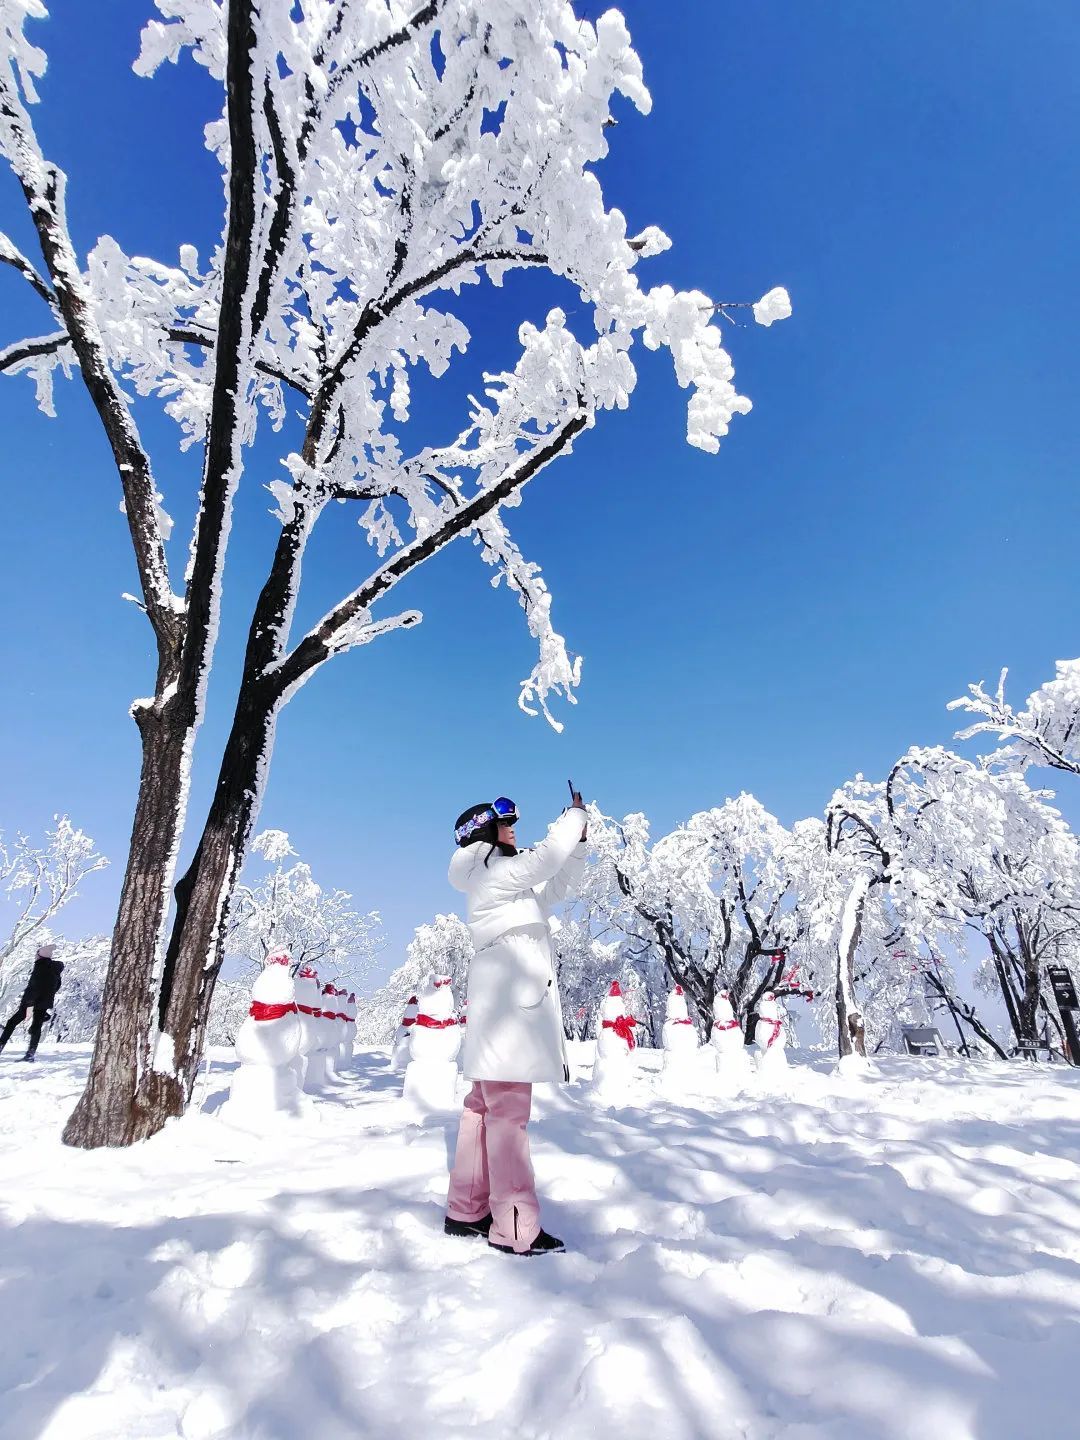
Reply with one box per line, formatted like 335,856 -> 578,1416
950,661 -> 1080,780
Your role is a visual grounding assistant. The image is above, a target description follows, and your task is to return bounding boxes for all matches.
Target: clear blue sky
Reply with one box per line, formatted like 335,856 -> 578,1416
2,1 -> 1079,979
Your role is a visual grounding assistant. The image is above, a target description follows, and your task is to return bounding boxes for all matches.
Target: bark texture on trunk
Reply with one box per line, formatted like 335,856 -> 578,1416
131,694 -> 278,1133
62,702 -> 188,1147
835,876 -> 869,1059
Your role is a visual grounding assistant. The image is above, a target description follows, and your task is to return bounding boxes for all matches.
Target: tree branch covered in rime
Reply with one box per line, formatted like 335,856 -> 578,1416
272,390 -> 590,706
0,7 -> 182,654
0,816 -> 109,1005
950,661 -> 1080,779
0,225 -> 56,308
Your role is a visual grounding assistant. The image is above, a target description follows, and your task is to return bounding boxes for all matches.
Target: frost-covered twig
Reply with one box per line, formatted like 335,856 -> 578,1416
0,37 -> 181,642
272,400 -> 589,695
950,663 -> 1080,778
0,227 -> 56,311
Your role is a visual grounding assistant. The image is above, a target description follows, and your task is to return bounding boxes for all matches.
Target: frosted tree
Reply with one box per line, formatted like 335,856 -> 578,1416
824,756 -> 983,1058
227,828 -> 382,988
1,1 -> 788,1145
0,816 -> 108,1009
206,977 -> 253,1046
950,661 -> 1080,780
355,912 -> 473,1044
940,768 -> 1080,1058
48,934 -> 112,1044
551,917 -> 603,1038
825,748 -> 1071,1059
585,797 -> 819,1038
552,919 -> 663,1041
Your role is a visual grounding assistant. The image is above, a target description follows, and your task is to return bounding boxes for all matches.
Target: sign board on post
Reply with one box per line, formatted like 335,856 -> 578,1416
1047,965 -> 1080,1066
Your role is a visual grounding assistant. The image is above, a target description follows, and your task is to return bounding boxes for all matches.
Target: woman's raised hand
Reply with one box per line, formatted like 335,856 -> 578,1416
569,789 -> 587,841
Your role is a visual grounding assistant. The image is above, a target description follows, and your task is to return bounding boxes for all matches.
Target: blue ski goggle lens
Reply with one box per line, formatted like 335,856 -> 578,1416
455,797 -> 519,844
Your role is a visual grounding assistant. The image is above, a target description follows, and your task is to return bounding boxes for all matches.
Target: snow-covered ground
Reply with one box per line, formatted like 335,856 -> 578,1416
2,1044 -> 1079,1440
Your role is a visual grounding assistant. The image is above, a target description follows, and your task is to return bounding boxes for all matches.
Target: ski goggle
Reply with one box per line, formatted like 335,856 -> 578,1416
455,797 -> 518,844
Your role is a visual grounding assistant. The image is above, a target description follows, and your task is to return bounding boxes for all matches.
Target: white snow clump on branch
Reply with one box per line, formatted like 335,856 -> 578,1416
752,286 -> 792,328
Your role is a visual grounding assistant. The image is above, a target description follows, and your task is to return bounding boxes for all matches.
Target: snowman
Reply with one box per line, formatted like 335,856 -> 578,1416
318,982 -> 344,1080
338,991 -> 357,1069
660,983 -> 701,1087
403,974 -> 461,1111
390,993 -> 419,1072
295,964 -> 333,1093
710,989 -> 751,1085
662,984 -> 699,1056
591,980 -> 638,1099
752,991 -> 788,1072
221,951 -> 303,1126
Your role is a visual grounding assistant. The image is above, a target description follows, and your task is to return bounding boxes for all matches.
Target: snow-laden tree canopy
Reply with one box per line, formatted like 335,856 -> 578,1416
583,795 -> 822,1035
825,746 -> 1080,1056
47,934 -> 112,1043
355,911 -> 472,1044
950,661 -> 1080,780
0,815 -> 108,1007
227,828 -> 382,986
2,0 -> 790,727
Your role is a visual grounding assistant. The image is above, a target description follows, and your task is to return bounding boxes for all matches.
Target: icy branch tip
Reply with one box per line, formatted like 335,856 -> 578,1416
752,287 -> 792,328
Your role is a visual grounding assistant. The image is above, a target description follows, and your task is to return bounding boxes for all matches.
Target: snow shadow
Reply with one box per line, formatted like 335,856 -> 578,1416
0,1193 -> 430,1440
3,1055 -> 1080,1439
522,1075 -> 1080,1438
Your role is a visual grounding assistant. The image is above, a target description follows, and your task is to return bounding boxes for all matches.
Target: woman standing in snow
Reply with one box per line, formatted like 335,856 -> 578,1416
444,791 -> 588,1255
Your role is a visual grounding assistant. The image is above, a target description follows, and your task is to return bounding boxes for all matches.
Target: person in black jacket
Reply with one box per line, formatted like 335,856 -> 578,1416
0,944 -> 65,1061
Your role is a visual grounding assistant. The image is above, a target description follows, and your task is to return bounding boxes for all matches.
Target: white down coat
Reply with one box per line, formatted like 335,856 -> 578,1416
448,807 -> 587,1084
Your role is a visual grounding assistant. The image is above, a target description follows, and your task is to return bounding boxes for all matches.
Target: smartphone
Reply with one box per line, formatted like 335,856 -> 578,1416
568,778 -> 576,799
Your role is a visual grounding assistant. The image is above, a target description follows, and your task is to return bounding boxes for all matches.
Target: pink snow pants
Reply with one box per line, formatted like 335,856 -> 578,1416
446,1081 -> 540,1251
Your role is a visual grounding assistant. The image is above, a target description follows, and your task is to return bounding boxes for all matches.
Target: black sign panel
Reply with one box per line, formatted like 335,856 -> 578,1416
1047,966 -> 1080,1066
1048,965 -> 1079,1010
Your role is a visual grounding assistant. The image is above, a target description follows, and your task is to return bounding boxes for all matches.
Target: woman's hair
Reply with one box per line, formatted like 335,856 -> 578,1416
455,804 -> 517,866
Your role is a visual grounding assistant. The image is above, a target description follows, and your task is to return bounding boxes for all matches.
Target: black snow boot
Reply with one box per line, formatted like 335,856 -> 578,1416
21,1053 -> 36,1062
489,1207 -> 565,1256
444,1212 -> 493,1239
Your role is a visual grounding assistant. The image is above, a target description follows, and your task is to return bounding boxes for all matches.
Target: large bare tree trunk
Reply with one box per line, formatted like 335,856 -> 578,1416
1016,925 -> 1042,1056
990,924 -> 1043,1058
836,873 -> 870,1058
132,688 -> 278,1130
62,697 -> 190,1146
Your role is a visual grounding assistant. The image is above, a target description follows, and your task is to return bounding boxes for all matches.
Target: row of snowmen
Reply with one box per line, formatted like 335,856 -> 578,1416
222,952 -> 358,1127
592,979 -> 788,1099
223,954 -> 789,1126
389,972 -> 788,1108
